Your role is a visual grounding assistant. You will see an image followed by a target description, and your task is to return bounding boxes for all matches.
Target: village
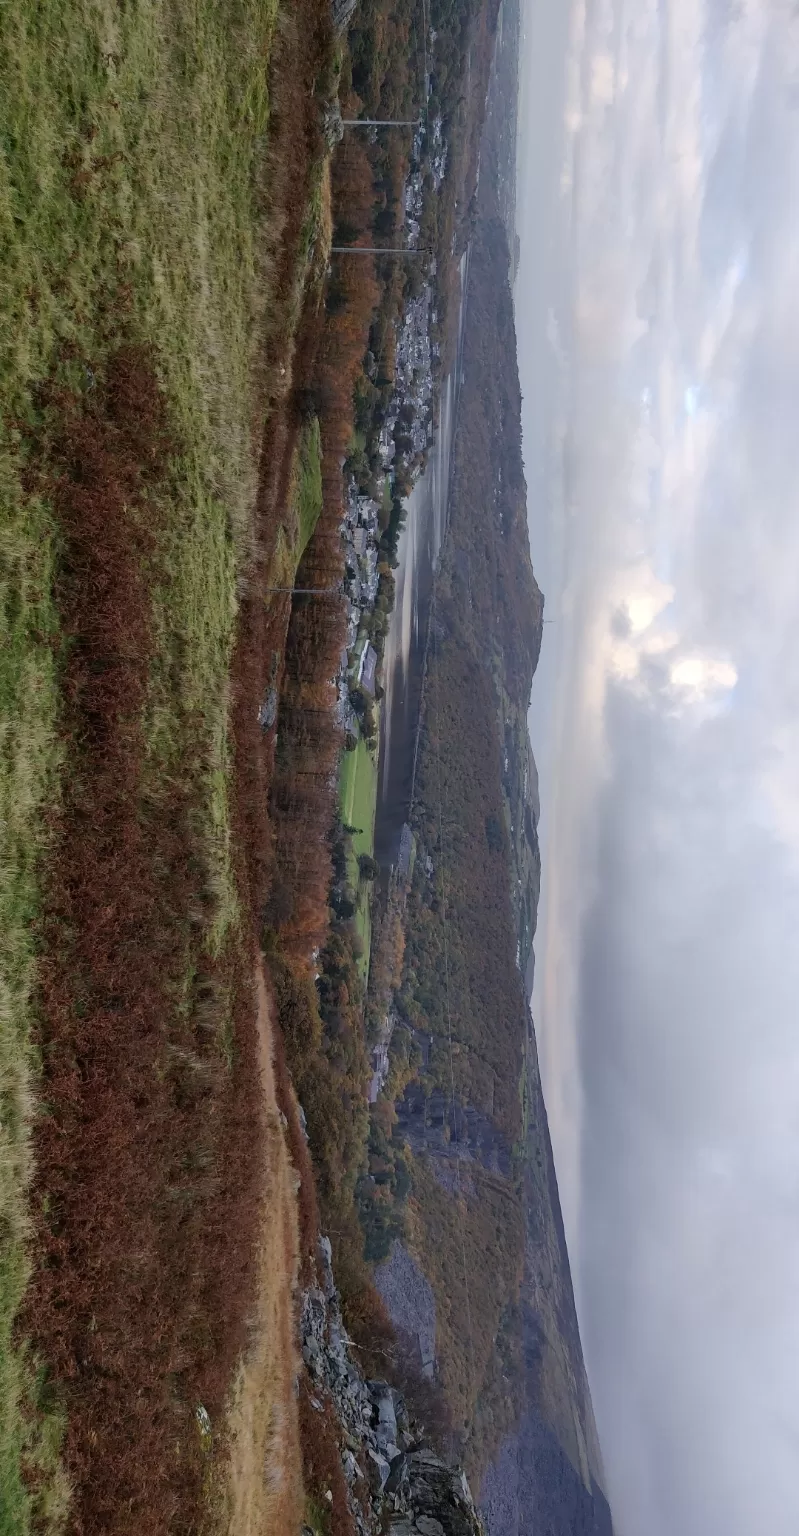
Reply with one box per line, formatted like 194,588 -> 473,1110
332,119 -> 453,1112
336,119 -> 446,738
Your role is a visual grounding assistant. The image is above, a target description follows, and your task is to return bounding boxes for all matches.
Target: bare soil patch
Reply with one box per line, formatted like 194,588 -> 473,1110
218,961 -> 303,1536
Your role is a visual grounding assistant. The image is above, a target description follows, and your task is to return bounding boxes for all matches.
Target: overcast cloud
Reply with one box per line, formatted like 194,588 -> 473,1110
517,1 -> 799,1533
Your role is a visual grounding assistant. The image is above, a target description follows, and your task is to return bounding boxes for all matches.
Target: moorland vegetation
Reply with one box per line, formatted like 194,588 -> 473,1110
0,0 -> 529,1528
1,0 -> 334,1525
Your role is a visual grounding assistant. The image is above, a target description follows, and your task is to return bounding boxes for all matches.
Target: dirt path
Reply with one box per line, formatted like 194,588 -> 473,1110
219,960 -> 304,1535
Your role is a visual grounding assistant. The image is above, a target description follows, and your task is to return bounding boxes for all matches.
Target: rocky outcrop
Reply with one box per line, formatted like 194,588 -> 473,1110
331,0 -> 357,33
385,1448 -> 486,1535
321,98 -> 344,148
301,1236 -> 484,1536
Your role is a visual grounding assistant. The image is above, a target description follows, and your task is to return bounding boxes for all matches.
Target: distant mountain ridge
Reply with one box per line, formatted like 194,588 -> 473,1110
476,15 -> 613,1529
453,167 -> 612,1536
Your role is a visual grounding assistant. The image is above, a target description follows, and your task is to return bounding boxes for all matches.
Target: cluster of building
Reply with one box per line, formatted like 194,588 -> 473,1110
333,126 -> 455,1106
337,123 -> 447,727
377,120 -> 446,471
377,288 -> 436,471
403,116 -> 448,248
336,485 -> 382,732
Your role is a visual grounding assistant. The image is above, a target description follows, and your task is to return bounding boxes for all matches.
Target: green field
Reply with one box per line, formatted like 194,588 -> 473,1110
339,732 -> 378,975
270,414 -> 325,586
296,416 -> 324,559
0,0 -> 328,1522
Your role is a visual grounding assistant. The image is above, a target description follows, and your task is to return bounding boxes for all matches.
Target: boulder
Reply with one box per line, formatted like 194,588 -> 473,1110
258,688 -> 277,730
322,99 -> 344,148
385,1449 -> 486,1536
318,1235 -> 336,1299
368,1380 -> 398,1440
300,1238 -> 483,1536
331,0 -> 357,32
366,1446 -> 392,1494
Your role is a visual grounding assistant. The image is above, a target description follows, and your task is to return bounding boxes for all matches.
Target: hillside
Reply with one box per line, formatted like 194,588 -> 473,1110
0,1 -> 339,1526
373,21 -> 614,1532
0,0 -> 613,1528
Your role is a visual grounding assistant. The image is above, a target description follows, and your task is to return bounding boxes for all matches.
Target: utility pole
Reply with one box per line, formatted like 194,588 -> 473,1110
330,246 -> 424,257
341,118 -> 421,128
265,586 -> 341,596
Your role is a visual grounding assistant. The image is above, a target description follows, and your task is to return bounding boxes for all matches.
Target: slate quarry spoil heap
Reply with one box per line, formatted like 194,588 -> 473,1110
301,1237 -> 485,1536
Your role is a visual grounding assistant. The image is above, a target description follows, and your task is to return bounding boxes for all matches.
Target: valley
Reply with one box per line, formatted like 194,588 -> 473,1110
0,1 -> 614,1532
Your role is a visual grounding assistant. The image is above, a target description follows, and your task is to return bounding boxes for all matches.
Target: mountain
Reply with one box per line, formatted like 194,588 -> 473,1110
377,7 -> 615,1531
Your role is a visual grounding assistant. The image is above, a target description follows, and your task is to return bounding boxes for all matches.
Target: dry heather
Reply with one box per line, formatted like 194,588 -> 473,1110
20,350 -> 265,1535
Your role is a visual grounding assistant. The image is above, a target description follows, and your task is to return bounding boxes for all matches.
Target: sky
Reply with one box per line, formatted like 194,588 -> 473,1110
515,1 -> 799,1534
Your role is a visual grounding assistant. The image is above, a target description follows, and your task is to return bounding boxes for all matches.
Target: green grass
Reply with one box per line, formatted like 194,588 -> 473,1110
339,735 -> 378,863
296,416 -> 324,560
304,1494 -> 331,1536
270,413 -> 324,588
339,732 -> 378,977
0,0 -> 331,1523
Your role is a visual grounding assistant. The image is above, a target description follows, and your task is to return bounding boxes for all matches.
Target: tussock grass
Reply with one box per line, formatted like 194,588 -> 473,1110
0,476 -> 64,1526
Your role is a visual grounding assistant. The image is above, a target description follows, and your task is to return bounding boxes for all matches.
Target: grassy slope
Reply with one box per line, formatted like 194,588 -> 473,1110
269,414 -> 325,588
296,416 -> 324,560
339,734 -> 378,972
0,0 -> 329,1524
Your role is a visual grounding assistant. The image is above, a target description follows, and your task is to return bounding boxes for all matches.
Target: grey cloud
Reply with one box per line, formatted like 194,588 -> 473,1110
578,688 -> 799,1536
517,1 -> 799,1534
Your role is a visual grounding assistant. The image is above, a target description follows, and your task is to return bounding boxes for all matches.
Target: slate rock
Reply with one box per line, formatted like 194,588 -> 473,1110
331,0 -> 356,33
385,1449 -> 485,1536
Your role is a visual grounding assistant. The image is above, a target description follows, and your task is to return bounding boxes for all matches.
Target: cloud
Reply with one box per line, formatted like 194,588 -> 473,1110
521,1 -> 799,1534
667,652 -> 738,700
577,686 -> 799,1536
590,52 -> 616,108
759,720 -> 799,868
